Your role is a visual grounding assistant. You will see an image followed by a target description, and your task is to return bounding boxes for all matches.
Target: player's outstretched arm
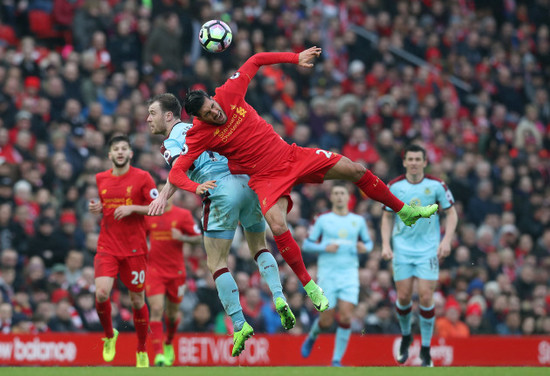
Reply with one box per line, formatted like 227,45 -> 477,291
297,46 -> 322,68
171,228 -> 203,244
223,47 -> 321,96
380,211 -> 394,261
148,180 -> 174,216
168,156 -> 200,193
437,206 -> 458,260
114,205 -> 151,220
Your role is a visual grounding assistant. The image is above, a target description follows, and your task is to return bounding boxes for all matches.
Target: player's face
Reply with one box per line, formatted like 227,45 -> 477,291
403,151 -> 427,175
196,97 -> 227,125
330,186 -> 350,209
108,141 -> 133,168
147,102 -> 168,135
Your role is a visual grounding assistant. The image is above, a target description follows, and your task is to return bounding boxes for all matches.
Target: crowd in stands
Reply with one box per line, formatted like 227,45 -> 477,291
0,0 -> 549,338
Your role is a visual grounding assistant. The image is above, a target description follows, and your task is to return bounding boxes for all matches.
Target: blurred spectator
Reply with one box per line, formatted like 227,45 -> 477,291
182,302 -> 213,333
74,289 -> 102,331
464,303 -> 491,335
364,299 -> 401,334
72,0 -> 112,53
496,311 -> 523,336
48,299 -> 81,332
435,296 -> 470,338
64,250 -> 84,286
240,287 -> 266,333
144,13 -> 183,74
0,301 -> 13,333
27,216 -> 66,267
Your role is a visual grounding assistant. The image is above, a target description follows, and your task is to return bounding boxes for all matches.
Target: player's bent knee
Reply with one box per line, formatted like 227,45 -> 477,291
269,223 -> 288,236
129,294 -> 145,308
95,289 -> 110,302
350,162 -> 367,179
150,304 -> 164,316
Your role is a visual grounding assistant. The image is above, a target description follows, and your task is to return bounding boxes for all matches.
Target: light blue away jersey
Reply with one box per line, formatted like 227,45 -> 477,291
303,212 -> 372,275
384,175 -> 454,257
161,122 -> 231,184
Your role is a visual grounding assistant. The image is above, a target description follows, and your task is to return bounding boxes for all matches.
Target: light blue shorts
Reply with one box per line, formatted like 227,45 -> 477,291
318,273 -> 359,307
393,254 -> 439,281
202,174 -> 266,238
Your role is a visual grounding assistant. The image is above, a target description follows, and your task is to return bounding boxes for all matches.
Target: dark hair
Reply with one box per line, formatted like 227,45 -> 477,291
184,90 -> 209,117
331,181 -> 348,192
108,134 -> 131,149
148,93 -> 182,118
404,143 -> 426,159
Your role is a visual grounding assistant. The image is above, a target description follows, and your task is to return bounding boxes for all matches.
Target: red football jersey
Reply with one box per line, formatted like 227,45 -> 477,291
145,205 -> 200,276
169,52 -> 300,192
96,166 -> 158,256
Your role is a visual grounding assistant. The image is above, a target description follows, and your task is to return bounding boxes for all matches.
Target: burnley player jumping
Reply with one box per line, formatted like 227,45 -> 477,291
149,47 -> 438,313
89,135 -> 158,368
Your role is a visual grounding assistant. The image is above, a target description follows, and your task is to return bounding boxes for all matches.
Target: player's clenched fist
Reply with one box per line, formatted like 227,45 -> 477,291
89,199 -> 102,214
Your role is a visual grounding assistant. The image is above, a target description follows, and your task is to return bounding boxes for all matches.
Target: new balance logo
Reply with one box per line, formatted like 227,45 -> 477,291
280,247 -> 290,254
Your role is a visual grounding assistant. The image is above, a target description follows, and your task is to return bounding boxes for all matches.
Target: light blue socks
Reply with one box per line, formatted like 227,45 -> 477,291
333,326 -> 351,363
256,251 -> 285,303
419,304 -> 435,347
396,301 -> 413,336
215,271 -> 245,331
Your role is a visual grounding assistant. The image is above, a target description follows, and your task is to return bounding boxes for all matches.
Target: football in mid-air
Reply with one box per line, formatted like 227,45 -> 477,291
199,20 -> 232,53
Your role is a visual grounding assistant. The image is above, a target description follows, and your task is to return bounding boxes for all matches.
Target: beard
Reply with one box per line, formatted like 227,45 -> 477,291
111,156 -> 130,168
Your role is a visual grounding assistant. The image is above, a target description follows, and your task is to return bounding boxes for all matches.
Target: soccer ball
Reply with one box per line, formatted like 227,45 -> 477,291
199,20 -> 232,53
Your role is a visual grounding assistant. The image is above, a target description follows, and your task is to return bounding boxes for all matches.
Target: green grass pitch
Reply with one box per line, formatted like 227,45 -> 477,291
0,367 -> 548,376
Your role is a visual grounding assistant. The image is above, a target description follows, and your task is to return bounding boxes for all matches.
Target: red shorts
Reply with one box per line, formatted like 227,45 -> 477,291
94,253 -> 148,292
146,267 -> 186,303
249,145 -> 342,215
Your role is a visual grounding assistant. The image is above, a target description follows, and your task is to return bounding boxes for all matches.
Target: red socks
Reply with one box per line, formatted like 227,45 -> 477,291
150,321 -> 163,355
133,304 -> 149,352
151,317 -> 179,355
165,316 -> 180,345
355,170 -> 404,212
274,230 -> 311,286
95,299 -> 113,338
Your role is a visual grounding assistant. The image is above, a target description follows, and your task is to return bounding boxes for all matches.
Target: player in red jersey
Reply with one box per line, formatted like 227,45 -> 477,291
149,47 -> 438,312
89,135 -> 158,368
145,184 -> 202,367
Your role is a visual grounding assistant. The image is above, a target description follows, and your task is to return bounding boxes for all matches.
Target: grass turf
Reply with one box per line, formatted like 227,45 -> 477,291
0,367 -> 548,376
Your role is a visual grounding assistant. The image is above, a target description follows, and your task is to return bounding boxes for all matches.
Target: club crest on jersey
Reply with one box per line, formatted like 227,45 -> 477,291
424,188 -> 431,195
230,72 -> 240,79
410,198 -> 421,207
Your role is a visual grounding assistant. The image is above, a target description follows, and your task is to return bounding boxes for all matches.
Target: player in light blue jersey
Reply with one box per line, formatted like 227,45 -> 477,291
381,144 -> 457,367
146,93 -> 295,359
300,182 -> 372,367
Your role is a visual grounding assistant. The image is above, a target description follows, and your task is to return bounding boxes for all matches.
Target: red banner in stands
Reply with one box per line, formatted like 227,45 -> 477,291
0,333 -> 549,366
